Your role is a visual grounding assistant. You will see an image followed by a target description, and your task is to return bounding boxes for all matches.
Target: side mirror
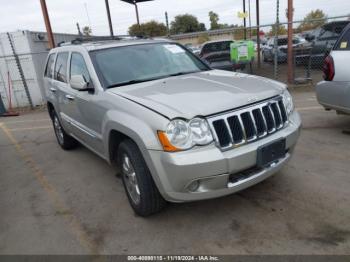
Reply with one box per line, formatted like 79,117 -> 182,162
70,75 -> 93,92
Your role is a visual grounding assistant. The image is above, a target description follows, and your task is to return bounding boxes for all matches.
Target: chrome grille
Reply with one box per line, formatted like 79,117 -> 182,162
208,97 -> 288,150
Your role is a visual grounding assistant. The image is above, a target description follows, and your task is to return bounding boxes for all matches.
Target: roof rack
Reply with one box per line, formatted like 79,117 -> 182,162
57,35 -> 149,47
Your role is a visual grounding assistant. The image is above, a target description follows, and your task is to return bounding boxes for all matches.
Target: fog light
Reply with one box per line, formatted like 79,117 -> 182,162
187,180 -> 200,192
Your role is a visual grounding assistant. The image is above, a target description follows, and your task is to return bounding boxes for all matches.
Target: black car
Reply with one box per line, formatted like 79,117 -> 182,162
262,36 -> 304,63
296,21 -> 350,66
199,40 -> 243,71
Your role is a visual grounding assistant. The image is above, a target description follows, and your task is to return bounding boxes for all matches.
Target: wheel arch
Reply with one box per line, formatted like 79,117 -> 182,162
47,101 -> 55,120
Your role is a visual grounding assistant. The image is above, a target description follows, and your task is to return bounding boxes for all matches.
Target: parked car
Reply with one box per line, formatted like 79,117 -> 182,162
316,23 -> 350,115
44,38 -> 301,216
296,21 -> 350,66
199,40 -> 243,71
187,45 -> 201,56
262,36 -> 304,63
302,28 -> 322,42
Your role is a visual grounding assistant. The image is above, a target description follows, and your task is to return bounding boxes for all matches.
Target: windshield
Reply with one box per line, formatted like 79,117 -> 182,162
202,41 -> 233,54
90,43 -> 209,88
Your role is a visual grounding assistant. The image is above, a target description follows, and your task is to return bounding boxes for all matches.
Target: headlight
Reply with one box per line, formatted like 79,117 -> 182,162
282,90 -> 294,115
165,119 -> 193,149
158,118 -> 213,151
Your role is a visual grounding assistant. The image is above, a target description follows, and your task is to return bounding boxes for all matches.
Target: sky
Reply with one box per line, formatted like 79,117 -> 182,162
0,0 -> 349,35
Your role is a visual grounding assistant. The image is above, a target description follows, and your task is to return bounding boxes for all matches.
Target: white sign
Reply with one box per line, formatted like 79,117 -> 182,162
238,45 -> 248,58
164,44 -> 185,54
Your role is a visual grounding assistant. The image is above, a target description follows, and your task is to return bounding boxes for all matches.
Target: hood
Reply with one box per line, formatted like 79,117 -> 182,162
108,70 -> 286,119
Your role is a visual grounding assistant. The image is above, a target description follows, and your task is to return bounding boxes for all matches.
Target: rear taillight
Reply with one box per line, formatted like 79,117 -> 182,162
323,55 -> 335,81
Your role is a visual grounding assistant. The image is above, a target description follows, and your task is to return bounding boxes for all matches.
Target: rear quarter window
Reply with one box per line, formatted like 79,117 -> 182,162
44,53 -> 55,78
335,27 -> 350,51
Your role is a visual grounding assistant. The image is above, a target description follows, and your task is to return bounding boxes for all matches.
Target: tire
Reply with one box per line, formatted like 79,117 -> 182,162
117,139 -> 166,216
51,111 -> 78,150
262,52 -> 267,62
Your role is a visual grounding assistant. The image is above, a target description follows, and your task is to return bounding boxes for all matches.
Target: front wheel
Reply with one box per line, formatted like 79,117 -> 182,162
118,140 -> 166,216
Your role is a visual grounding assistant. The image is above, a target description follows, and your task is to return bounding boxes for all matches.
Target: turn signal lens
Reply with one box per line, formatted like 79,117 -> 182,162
157,131 -> 181,152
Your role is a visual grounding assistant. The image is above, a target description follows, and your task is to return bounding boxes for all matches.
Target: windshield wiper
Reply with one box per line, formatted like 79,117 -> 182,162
166,70 -> 204,78
106,70 -> 209,89
106,76 -> 164,89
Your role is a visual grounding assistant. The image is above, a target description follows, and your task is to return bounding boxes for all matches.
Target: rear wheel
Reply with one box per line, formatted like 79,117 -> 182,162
52,111 -> 78,150
118,140 -> 166,216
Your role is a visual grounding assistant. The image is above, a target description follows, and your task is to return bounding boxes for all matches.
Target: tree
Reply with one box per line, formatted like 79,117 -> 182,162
82,26 -> 92,36
170,14 -> 203,34
199,23 -> 206,31
209,11 -> 220,30
129,20 -> 167,37
269,24 -> 287,36
298,9 -> 327,32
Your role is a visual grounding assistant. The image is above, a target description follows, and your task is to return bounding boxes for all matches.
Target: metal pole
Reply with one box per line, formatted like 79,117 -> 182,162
134,2 -> 140,26
256,0 -> 261,68
274,0 -> 280,79
287,0 -> 294,84
105,0 -> 114,37
248,0 -> 252,38
39,0 -> 55,49
165,12 -> 170,36
243,0 -> 247,40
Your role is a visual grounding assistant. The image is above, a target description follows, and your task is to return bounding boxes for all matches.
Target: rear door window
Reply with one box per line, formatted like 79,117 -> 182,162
54,52 -> 69,83
44,53 -> 55,78
335,27 -> 350,50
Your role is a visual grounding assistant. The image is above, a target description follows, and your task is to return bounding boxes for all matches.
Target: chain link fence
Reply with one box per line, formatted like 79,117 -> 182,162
254,16 -> 349,85
172,15 -> 350,86
0,31 -> 77,113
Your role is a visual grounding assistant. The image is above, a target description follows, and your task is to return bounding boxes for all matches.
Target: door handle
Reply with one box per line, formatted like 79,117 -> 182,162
65,94 -> 75,101
50,87 -> 57,93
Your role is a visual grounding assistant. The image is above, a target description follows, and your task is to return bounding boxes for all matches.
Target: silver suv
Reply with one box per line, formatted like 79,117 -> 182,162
44,39 -> 301,216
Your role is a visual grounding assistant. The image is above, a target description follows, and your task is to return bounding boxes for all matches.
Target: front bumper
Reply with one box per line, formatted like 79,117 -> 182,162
147,111 -> 301,202
316,81 -> 350,115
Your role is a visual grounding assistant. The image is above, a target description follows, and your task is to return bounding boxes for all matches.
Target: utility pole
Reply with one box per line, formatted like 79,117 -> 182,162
243,0 -> 247,40
248,0 -> 252,38
134,1 -> 140,26
105,0 -> 114,37
39,0 -> 55,49
256,0 -> 261,68
274,0 -> 280,79
287,0 -> 294,84
165,12 -> 170,36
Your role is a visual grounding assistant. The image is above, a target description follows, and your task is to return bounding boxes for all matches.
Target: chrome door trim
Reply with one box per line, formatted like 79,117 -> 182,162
60,112 -> 102,140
